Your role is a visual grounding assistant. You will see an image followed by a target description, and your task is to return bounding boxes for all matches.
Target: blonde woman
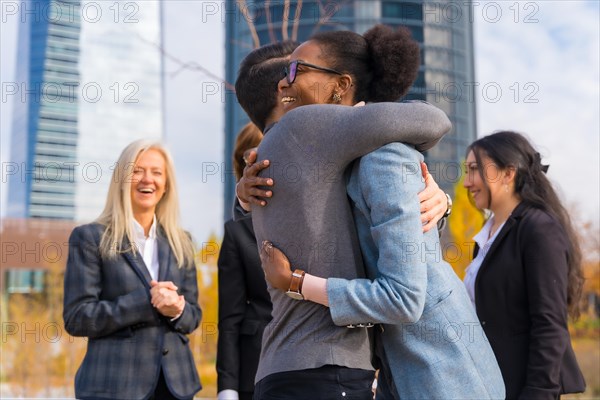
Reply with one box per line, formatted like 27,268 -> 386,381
63,140 -> 202,400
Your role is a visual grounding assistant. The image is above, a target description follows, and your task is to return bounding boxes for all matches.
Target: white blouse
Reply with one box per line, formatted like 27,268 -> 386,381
132,216 -> 159,280
463,216 -> 506,309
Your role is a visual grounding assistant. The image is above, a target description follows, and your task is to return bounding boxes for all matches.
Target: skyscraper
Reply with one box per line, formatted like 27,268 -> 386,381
7,0 -> 81,219
224,0 -> 477,217
6,0 -> 164,221
75,1 -> 164,221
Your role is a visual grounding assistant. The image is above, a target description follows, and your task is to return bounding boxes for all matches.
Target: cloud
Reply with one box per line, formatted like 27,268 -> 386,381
163,1 -> 226,242
474,0 -> 599,222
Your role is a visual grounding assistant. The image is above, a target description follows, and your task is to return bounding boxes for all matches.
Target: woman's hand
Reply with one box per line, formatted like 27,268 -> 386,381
236,149 -> 274,208
150,280 -> 185,318
418,162 -> 448,232
259,241 -> 293,291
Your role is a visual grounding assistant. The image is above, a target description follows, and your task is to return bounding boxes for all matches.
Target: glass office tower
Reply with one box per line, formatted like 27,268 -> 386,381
6,0 -> 164,221
75,1 -> 164,221
224,0 -> 477,218
7,0 -> 81,219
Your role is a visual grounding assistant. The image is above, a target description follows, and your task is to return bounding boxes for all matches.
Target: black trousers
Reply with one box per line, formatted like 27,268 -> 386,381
150,369 -> 192,400
253,365 -> 375,400
373,330 -> 399,400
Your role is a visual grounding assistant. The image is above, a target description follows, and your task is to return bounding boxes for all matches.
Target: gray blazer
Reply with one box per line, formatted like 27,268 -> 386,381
63,223 -> 202,400
328,143 -> 506,399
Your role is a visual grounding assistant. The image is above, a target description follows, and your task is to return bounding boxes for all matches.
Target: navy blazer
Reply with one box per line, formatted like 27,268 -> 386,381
216,210 -> 272,394
63,222 -> 202,400
474,202 -> 585,399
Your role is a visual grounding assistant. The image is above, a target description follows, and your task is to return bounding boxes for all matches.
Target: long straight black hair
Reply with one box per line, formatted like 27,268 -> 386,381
467,131 -> 584,319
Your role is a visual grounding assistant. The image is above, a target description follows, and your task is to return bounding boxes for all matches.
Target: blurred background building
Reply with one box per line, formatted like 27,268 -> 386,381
6,0 -> 164,222
224,0 -> 477,218
3,0 -> 164,298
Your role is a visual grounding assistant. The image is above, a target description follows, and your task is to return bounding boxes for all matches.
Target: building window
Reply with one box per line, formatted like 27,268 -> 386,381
382,1 -> 423,20
6,270 -> 46,294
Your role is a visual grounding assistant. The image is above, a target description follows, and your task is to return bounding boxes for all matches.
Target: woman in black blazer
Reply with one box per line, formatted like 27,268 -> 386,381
463,131 -> 586,399
216,123 -> 271,400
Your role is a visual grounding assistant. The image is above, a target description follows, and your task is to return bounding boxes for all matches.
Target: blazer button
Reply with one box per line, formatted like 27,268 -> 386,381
162,348 -> 169,355
481,321 -> 486,326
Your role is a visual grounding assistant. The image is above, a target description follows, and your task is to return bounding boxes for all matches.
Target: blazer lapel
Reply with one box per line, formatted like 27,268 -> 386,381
157,232 -> 172,282
122,241 -> 152,289
475,202 -> 528,285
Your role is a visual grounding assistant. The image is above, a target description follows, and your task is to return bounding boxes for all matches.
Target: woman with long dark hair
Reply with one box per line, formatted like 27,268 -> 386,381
463,131 -> 586,399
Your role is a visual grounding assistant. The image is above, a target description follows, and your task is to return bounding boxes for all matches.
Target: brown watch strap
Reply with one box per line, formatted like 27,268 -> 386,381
288,269 -> 306,294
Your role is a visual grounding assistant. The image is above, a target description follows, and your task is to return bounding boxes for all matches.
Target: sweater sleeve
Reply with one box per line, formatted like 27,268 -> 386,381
278,101 -> 451,167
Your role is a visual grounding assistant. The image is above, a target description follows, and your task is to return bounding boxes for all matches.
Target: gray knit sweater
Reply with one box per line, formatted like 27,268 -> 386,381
252,101 -> 452,382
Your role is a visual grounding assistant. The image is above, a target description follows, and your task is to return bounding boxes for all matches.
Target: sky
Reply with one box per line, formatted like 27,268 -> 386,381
1,0 -> 599,244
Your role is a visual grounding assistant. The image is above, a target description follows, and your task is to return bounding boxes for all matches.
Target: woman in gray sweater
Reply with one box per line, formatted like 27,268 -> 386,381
240,25 -> 505,399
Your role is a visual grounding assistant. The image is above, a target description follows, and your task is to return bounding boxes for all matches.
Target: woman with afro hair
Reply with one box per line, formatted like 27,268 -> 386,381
245,25 -> 506,399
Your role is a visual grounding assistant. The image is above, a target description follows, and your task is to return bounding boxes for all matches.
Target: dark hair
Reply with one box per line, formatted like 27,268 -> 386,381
467,131 -> 584,319
233,122 -> 263,181
311,24 -> 420,103
235,41 -> 299,131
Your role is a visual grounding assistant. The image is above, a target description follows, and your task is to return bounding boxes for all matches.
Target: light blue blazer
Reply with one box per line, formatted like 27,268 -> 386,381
327,143 -> 505,399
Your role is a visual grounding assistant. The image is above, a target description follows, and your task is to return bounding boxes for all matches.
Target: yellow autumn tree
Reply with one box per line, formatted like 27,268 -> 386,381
444,170 -> 486,279
190,232 -> 221,398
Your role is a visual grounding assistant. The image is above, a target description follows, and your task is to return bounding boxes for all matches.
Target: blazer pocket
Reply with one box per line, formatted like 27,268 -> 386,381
240,319 -> 260,335
176,332 -> 190,344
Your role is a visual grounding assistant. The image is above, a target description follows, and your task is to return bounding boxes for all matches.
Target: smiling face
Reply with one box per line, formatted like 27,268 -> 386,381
130,148 -> 167,217
277,40 -> 346,113
463,150 -> 506,211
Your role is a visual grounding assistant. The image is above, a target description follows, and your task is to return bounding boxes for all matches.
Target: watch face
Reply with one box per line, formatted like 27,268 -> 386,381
286,290 -> 304,300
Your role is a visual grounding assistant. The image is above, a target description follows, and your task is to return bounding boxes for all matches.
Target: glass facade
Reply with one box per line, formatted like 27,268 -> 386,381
75,1 -> 163,222
224,0 -> 477,217
7,0 -> 81,219
7,0 -> 164,222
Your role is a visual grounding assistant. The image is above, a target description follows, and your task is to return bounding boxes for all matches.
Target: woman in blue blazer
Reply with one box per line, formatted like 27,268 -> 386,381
63,140 -> 202,400
463,131 -> 585,399
245,26 -> 505,399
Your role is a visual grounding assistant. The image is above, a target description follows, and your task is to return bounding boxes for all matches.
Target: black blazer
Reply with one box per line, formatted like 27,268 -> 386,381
216,211 -> 272,395
474,202 -> 585,399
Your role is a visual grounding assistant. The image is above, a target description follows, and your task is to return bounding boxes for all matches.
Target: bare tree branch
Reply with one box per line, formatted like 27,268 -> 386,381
282,0 -> 291,40
264,0 -> 277,44
237,0 -> 261,48
291,0 -> 303,41
135,33 -> 235,91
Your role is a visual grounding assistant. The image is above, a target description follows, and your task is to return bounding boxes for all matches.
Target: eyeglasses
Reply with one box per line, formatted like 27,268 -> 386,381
283,60 -> 343,84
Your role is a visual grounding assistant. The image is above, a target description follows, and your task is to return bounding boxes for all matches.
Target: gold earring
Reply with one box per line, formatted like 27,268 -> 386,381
332,93 -> 342,103
504,184 -> 509,193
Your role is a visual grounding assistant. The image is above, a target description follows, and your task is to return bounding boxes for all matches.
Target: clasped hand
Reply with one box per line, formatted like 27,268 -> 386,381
150,280 -> 185,318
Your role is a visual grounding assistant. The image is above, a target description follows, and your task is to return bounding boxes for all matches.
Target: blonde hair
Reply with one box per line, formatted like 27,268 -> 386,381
96,139 -> 195,268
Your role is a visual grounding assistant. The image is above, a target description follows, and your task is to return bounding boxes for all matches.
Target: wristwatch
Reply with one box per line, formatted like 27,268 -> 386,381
443,193 -> 453,218
285,269 -> 306,300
